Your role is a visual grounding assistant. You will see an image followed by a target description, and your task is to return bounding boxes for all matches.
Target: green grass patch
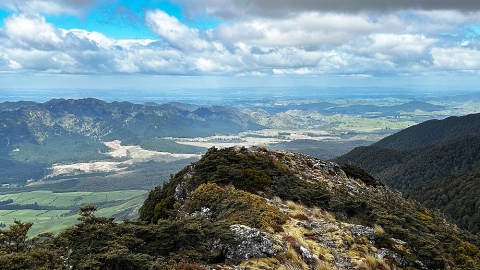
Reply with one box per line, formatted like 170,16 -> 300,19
0,189 -> 147,236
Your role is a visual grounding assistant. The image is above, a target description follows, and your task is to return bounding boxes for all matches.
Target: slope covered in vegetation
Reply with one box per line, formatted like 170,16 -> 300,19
333,134 -> 480,190
405,170 -> 480,235
139,147 -> 480,269
2,147 -> 480,269
332,112 -> 480,237
372,112 -> 480,151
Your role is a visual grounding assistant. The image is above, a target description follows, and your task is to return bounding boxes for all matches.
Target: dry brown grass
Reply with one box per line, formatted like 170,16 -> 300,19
286,200 -> 305,211
289,209 -> 311,221
365,253 -> 378,269
273,196 -> 283,204
374,224 -> 385,235
314,261 -> 338,270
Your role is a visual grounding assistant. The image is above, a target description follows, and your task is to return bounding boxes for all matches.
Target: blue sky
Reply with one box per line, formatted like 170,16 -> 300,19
1,0 -> 480,90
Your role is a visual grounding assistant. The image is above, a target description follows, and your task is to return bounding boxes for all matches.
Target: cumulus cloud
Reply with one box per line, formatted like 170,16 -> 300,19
432,47 -> 480,70
146,10 -> 211,52
1,2 -> 480,77
215,13 -> 387,48
3,13 -> 63,50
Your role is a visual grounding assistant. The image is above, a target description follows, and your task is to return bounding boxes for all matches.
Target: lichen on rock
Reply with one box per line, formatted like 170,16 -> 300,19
224,224 -> 277,265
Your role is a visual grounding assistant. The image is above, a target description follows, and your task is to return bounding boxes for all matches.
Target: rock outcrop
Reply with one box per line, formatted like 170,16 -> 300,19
224,225 -> 277,264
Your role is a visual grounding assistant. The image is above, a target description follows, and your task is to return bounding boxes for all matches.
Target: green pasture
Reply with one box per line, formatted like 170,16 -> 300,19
0,190 -> 147,236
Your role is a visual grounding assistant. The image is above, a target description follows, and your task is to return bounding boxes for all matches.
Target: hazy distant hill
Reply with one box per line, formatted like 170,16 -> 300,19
255,100 -> 445,116
324,101 -> 445,116
0,101 -> 36,112
0,98 -> 264,184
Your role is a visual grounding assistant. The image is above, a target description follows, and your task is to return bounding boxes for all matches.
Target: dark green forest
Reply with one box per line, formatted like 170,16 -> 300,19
333,134 -> 480,190
372,113 -> 480,151
406,170 -> 480,235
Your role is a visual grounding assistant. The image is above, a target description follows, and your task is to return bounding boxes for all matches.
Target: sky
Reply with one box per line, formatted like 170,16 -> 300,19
1,0 -> 480,90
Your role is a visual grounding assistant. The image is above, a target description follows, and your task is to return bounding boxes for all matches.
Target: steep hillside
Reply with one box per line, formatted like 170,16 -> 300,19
3,147 -> 479,269
405,170 -> 480,235
333,134 -> 480,190
332,112 -> 480,237
372,112 -> 480,151
332,112 -> 480,190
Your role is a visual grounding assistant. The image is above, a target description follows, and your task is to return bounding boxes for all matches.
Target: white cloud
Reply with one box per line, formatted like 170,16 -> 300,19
214,12 -> 384,47
4,13 -> 62,50
146,10 -> 211,52
8,59 -> 22,69
1,5 -> 480,78
432,47 -> 480,70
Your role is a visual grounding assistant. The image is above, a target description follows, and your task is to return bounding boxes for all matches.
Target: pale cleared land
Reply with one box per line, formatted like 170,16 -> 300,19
39,140 -> 200,180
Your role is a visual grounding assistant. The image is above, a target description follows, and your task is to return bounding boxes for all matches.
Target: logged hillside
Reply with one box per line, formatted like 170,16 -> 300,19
3,147 -> 480,269
405,170 -> 480,235
0,98 -> 263,184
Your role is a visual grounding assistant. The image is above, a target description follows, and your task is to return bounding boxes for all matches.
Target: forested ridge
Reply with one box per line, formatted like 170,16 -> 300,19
372,112 -> 480,151
334,134 -> 480,190
333,112 -> 480,237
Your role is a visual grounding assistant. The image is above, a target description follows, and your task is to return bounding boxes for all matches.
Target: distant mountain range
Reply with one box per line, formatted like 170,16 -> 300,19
324,101 -> 445,116
333,112 -> 480,235
0,97 -> 449,185
0,98 -> 263,184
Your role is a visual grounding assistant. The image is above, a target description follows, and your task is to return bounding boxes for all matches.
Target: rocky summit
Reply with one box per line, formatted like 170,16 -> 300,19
139,146 -> 480,270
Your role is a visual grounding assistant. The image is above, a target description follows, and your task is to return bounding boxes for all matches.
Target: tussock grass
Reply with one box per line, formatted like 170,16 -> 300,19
286,200 -> 305,211
273,196 -> 283,204
314,261 -> 338,270
374,224 -> 385,235
289,209 -> 311,221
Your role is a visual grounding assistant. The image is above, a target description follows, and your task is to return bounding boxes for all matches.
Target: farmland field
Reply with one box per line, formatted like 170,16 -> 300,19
0,190 -> 147,235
